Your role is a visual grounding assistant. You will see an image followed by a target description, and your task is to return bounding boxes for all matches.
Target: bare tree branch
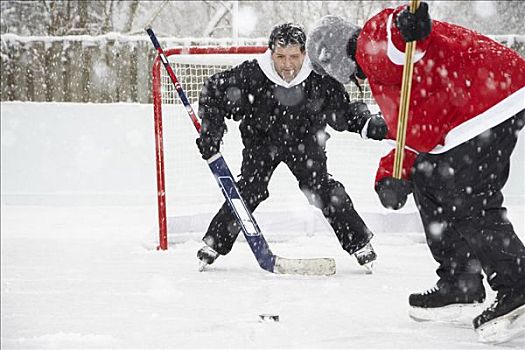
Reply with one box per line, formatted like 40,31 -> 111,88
202,1 -> 232,37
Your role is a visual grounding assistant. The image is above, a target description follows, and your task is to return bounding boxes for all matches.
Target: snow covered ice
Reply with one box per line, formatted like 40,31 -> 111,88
1,102 -> 524,348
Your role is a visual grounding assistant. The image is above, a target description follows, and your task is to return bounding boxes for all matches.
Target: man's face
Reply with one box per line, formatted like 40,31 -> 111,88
271,44 -> 306,83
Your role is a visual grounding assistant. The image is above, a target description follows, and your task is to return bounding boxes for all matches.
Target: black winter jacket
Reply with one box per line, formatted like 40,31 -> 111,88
198,59 -> 371,150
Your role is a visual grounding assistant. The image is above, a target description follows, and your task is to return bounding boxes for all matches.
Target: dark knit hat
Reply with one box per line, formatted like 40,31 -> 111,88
306,16 -> 360,84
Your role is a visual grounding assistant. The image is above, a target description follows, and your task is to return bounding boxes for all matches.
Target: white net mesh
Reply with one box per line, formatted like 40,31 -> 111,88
155,49 -> 392,243
161,52 -> 376,105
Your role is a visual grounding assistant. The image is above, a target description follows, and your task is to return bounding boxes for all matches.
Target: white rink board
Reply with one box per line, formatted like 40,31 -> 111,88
1,102 -> 523,239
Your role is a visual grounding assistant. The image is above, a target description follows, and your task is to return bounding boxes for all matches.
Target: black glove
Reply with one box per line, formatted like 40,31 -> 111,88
375,177 -> 412,210
366,113 -> 388,140
196,137 -> 220,160
396,2 -> 432,42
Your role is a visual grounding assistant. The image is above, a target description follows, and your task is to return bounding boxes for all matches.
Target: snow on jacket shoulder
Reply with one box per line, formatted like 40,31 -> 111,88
356,5 -> 525,183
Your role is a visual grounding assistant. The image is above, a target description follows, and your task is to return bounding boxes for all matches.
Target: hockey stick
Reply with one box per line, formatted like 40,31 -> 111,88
145,26 -> 335,276
393,0 -> 420,179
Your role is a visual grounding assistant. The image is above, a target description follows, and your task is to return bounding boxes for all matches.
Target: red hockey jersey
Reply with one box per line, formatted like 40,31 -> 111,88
355,6 -> 525,183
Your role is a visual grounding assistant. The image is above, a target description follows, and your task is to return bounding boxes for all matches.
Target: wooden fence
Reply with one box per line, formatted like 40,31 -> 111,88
1,33 -> 524,104
0,34 -> 267,104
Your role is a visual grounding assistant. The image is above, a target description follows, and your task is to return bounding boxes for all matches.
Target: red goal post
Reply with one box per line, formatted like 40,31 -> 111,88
151,46 -> 266,250
151,46 -> 376,250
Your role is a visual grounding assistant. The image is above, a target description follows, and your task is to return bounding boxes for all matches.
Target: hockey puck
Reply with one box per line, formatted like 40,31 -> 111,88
259,314 -> 279,322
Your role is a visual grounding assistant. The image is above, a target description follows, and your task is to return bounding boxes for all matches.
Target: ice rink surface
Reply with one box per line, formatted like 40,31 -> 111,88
1,102 -> 524,348
2,205 -> 524,349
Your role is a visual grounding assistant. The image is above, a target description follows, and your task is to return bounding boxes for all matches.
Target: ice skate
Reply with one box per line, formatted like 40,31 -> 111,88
473,289 -> 525,344
354,242 -> 377,274
408,281 -> 486,323
197,245 -> 219,272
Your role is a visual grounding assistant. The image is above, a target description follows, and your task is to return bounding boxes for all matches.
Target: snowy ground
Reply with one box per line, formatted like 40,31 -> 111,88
1,102 -> 524,349
2,205 -> 524,349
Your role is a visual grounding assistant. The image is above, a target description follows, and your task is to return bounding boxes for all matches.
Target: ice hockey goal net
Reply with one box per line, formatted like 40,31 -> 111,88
151,46 -> 377,250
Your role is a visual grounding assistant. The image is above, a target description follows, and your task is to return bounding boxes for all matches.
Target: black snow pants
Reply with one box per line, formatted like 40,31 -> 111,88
411,110 -> 525,292
202,140 -> 373,256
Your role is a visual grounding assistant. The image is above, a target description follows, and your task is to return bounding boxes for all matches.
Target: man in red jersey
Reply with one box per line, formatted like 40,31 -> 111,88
307,2 -> 525,343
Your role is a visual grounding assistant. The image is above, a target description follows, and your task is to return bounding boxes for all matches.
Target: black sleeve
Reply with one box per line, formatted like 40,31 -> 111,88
321,76 -> 370,133
197,60 -> 255,143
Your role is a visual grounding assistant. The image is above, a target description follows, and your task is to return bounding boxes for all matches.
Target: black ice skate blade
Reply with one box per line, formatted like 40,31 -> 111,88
476,304 -> 525,344
408,304 -> 484,329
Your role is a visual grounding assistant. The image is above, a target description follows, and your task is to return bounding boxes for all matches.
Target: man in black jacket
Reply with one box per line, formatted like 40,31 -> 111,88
196,23 -> 388,272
